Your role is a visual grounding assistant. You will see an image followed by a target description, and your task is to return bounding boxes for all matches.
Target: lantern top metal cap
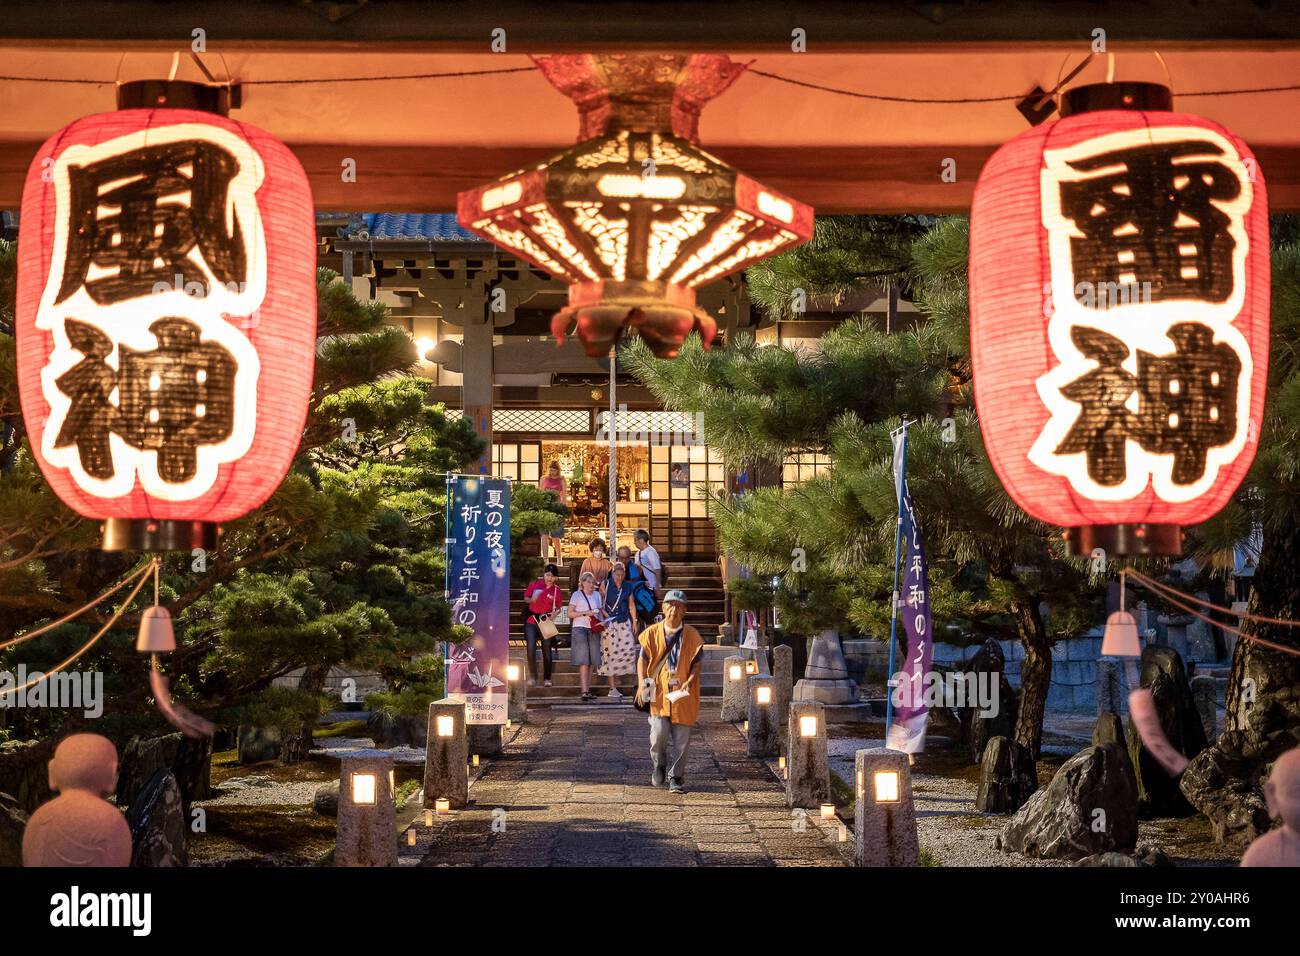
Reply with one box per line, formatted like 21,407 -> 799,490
534,54 -> 747,141
1061,81 -> 1173,118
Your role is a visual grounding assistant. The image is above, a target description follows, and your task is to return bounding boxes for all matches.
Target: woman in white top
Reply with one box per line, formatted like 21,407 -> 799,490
568,571 -> 606,701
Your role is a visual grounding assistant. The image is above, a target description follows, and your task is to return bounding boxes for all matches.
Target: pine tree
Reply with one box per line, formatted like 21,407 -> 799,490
0,248 -> 484,764
1176,232 -> 1300,842
625,217 -> 1099,759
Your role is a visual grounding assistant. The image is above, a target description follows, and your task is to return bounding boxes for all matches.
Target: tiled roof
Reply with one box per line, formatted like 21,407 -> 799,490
363,213 -> 481,242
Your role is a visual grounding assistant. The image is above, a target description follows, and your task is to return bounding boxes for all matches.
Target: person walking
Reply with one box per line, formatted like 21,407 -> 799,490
522,564 -> 563,686
597,561 -> 640,698
538,461 -> 567,566
579,538 -> 613,586
636,590 -> 703,793
568,571 -> 606,701
634,528 -> 663,598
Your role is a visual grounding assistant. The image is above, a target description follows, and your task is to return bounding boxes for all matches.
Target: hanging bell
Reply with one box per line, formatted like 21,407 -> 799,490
137,606 -> 176,654
1100,609 -> 1141,657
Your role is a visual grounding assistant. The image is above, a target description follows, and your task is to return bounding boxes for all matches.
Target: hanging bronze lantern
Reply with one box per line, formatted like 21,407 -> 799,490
458,54 -> 813,358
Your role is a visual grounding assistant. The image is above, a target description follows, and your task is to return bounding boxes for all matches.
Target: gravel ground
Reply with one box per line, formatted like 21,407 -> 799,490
828,708 -> 1240,867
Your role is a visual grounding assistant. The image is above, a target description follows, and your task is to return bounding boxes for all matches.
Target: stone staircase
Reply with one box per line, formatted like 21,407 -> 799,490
508,555 -> 731,703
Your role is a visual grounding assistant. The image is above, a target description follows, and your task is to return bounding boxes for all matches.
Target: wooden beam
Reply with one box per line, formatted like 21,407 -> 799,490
7,142 -> 1300,214
5,1 -> 1300,51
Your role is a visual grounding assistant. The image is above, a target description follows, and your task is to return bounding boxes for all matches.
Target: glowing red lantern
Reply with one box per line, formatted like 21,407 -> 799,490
16,86 -> 316,550
970,83 -> 1268,555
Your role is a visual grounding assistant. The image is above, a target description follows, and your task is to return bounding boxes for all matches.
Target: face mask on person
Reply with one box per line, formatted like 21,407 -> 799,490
593,550 -> 605,559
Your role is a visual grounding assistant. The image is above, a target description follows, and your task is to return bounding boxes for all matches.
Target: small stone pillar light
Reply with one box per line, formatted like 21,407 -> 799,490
853,748 -> 919,866
424,699 -> 468,810
507,661 -> 528,723
772,644 -> 793,749
721,655 -> 747,722
337,750 -> 398,867
786,699 -> 831,809
746,675 -> 779,757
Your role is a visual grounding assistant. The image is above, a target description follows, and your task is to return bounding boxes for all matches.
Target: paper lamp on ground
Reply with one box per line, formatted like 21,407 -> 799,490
458,54 -> 813,358
15,79 -> 317,552
970,81 -> 1268,556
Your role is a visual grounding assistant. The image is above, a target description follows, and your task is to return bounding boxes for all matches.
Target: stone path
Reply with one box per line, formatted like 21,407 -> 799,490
407,707 -> 849,867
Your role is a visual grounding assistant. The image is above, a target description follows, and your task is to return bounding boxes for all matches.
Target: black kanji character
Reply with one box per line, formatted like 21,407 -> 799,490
57,140 -> 246,306
1137,322 -> 1241,485
53,319 -> 119,479
115,318 -> 237,483
1059,140 -> 1242,307
1054,326 -> 1140,486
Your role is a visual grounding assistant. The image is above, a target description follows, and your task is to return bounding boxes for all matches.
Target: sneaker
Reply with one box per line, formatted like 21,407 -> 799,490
608,687 -> 623,699
651,764 -> 666,787
527,677 -> 535,687
544,680 -> 553,687
668,777 -> 685,793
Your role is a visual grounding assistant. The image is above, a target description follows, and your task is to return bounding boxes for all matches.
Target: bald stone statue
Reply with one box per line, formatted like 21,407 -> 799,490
23,734 -> 132,867
1241,746 -> 1300,868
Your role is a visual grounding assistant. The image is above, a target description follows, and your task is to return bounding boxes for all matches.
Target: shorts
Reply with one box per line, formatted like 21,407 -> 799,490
569,626 -> 602,668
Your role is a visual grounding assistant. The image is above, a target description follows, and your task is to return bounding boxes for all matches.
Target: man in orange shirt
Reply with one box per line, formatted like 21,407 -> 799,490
636,590 -> 704,793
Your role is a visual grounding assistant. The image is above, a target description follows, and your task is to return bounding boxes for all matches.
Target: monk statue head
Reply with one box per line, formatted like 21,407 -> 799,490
48,733 -> 119,797
22,733 -> 132,867
1264,747 -> 1300,834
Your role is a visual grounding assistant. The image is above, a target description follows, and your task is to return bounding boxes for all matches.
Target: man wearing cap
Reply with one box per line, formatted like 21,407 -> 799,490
636,589 -> 704,794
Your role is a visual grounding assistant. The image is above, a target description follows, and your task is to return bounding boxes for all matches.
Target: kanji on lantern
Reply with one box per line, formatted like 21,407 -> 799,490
16,108 -> 316,539
970,97 -> 1268,548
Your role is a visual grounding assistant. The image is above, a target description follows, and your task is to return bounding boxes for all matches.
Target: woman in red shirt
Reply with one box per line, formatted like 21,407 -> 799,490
523,564 -> 564,686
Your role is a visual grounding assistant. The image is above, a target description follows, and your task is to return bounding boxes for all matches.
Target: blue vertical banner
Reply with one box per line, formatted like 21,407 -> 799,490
446,474 -> 511,725
887,429 -> 934,754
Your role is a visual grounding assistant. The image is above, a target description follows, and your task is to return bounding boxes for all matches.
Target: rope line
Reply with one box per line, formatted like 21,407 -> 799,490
0,559 -> 156,697
0,559 -> 154,651
1122,569 -> 1300,660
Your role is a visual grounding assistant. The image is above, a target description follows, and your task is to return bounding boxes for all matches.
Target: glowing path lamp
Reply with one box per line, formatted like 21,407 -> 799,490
787,699 -> 831,809
15,78 -> 317,553
853,748 -> 919,866
458,54 -> 813,359
337,750 -> 398,867
970,81 -> 1268,557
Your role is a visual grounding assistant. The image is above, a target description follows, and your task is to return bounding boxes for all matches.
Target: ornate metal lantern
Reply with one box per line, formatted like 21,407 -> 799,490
458,54 -> 814,358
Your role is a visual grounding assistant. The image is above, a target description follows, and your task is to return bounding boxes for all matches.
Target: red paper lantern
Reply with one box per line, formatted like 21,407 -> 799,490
16,97 -> 316,550
970,83 -> 1269,555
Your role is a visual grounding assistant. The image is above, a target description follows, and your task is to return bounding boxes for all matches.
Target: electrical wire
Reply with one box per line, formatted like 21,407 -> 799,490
0,63 -> 1298,103
1122,568 -> 1300,659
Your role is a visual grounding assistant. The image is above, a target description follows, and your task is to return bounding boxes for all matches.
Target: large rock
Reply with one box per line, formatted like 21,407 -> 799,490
366,712 -> 428,748
792,631 -> 858,705
975,736 -> 1038,814
118,734 -> 212,814
116,734 -> 180,806
0,739 -> 53,813
314,781 -> 340,818
125,770 -> 187,867
237,725 -> 284,765
1126,646 -> 1207,816
960,639 -> 1019,762
1189,675 -> 1218,744
1179,733 -> 1272,846
997,744 -> 1138,860
0,792 -> 27,867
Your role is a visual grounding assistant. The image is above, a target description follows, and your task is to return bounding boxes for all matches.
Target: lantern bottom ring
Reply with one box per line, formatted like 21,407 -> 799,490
102,518 -> 220,553
1064,523 -> 1182,558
